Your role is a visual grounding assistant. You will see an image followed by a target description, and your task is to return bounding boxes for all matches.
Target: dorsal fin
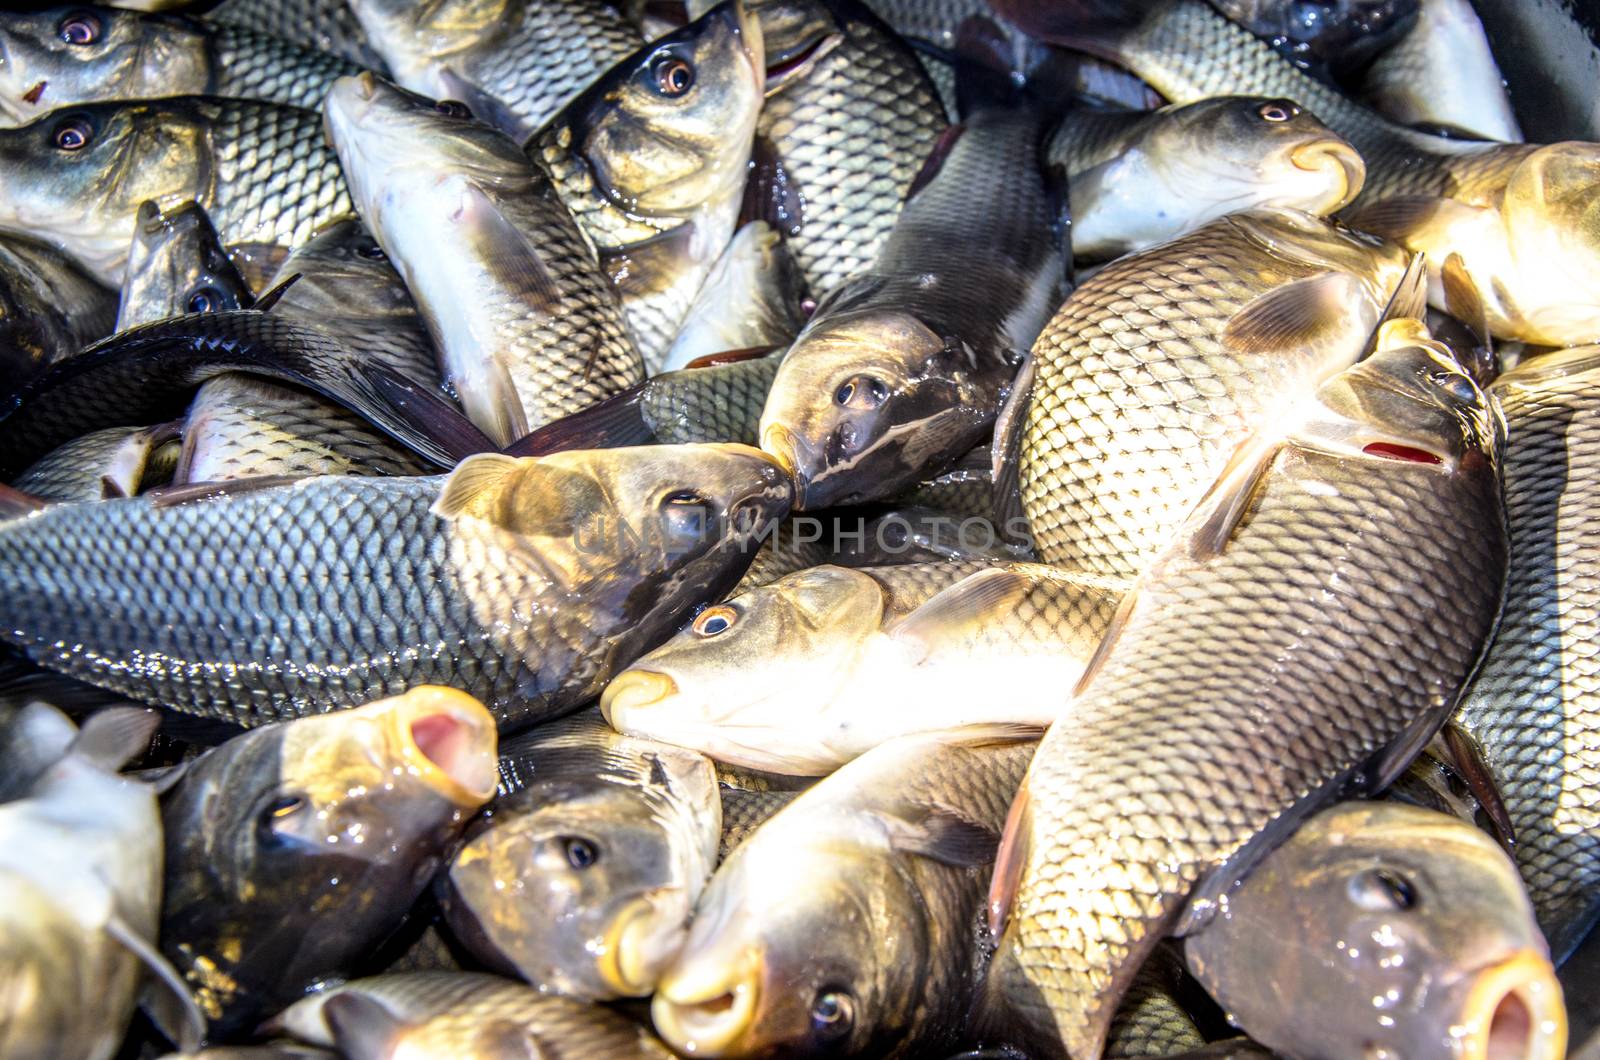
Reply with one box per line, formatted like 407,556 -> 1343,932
433,453 -> 526,520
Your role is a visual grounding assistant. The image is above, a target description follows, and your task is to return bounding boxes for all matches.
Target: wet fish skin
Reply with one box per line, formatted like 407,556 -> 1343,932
659,221 -> 807,372
984,335 -> 1506,1059
1210,0 -> 1416,81
0,5 -> 360,125
160,687 -> 498,1035
750,0 -> 948,296
716,785 -> 794,860
175,375 -> 430,483
13,422 -> 181,501
761,107 -> 1070,509
1052,96 -> 1365,259
729,511 -> 837,593
652,730 -> 1036,1058
324,73 -> 644,447
117,200 -> 253,330
206,0 -> 389,71
0,96 -> 352,286
0,704 -> 174,1060
442,711 -> 720,1000
1019,209 -> 1411,582
532,2 -> 766,370
0,231 -> 116,386
1362,0 -> 1521,142
1102,950 -> 1206,1060
1458,347 -> 1600,961
1184,801 -> 1566,1060
604,561 -> 1116,774
346,0 -> 640,141
0,444 -> 789,729
277,972 -> 676,1059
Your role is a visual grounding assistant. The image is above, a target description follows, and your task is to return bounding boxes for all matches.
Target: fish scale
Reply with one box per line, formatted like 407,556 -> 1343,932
208,0 -> 388,71
207,99 -> 353,255
209,23 -> 364,110
989,433 -> 1505,1058
758,3 -> 947,296
1019,213 -> 1406,581
1459,351 -> 1600,960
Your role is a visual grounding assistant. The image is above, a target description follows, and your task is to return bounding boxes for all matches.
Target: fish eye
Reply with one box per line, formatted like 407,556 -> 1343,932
652,56 -> 695,97
434,99 -> 472,120
834,375 -> 889,409
1430,371 -> 1478,403
255,793 -> 308,846
1348,868 -> 1417,911
562,836 -> 600,869
58,11 -> 101,46
51,115 -> 94,152
186,286 -> 222,314
1257,101 -> 1298,123
356,243 -> 386,261
810,990 -> 853,1039
663,489 -> 705,508
693,605 -> 737,637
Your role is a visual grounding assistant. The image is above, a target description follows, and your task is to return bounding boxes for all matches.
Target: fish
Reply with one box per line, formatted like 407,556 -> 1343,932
658,221 -> 807,372
160,687 -> 498,1035
1101,950 -> 1207,1059
0,444 -> 790,728
174,375 -> 431,483
728,511 -> 837,593
509,347 -> 784,455
345,0 -> 642,141
893,448 -> 1000,523
0,96 -> 352,287
603,561 -> 1116,774
1209,0 -> 1417,81
0,231 -> 116,386
1012,208 -> 1413,582
716,785 -> 794,860
1050,96 -> 1365,259
117,201 -> 254,330
531,1 -> 766,370
0,311 -> 490,478
12,422 -> 182,501
275,972 -> 676,1059
441,710 -> 721,1000
1183,802 -> 1566,1060
743,0 -> 949,296
858,0 -> 996,50
324,73 -> 645,447
1457,346 -> 1600,962
159,1046 -> 336,1060
205,0 -> 389,72
0,5 -> 361,125
981,329 -> 1506,1059
652,728 -> 1036,1058
0,703 -> 202,1060
760,106 -> 1070,509
1362,0 -> 1522,142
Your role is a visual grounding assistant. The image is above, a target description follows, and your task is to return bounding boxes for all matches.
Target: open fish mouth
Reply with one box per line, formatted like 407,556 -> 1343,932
1455,950 -> 1566,1060
383,686 -> 500,807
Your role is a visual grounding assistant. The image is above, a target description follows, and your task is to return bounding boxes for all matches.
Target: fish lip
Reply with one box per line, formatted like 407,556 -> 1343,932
728,0 -> 766,90
601,670 -> 681,728
1289,138 -> 1367,210
596,894 -> 684,996
757,424 -> 806,500
652,946 -> 762,1057
1454,949 -> 1566,1060
386,685 -> 500,807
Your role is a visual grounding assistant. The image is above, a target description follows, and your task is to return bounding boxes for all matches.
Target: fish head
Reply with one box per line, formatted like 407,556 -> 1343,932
0,243 -> 69,374
159,687 -> 497,1030
1163,97 -> 1364,215
1186,802 -> 1565,1060
0,99 -> 211,282
1294,320 -> 1499,475
1500,142 -> 1600,298
344,0 -> 512,88
1211,0 -> 1418,76
0,6 -> 207,125
444,742 -> 718,999
124,200 -> 250,320
761,309 -> 989,508
736,0 -> 841,94
1228,208 -> 1411,296
652,828 -> 924,1057
271,215 -> 411,318
565,1 -> 764,219
602,566 -> 887,773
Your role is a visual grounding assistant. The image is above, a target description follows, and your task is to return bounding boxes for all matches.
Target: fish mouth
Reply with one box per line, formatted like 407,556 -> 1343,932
1289,139 -> 1366,210
596,894 -> 686,996
652,946 -> 761,1056
601,670 -> 681,728
729,0 -> 767,90
1456,950 -> 1566,1060
387,685 -> 500,807
758,423 -> 803,489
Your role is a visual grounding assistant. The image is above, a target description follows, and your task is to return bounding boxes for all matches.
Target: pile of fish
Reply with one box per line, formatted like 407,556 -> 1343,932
1,0 -> 1598,1056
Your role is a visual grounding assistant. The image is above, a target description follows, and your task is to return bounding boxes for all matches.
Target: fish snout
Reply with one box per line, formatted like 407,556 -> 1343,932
652,943 -> 762,1057
1457,950 -> 1566,1060
601,670 -> 680,731
596,892 -> 689,997
1289,138 -> 1367,210
384,685 -> 500,808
